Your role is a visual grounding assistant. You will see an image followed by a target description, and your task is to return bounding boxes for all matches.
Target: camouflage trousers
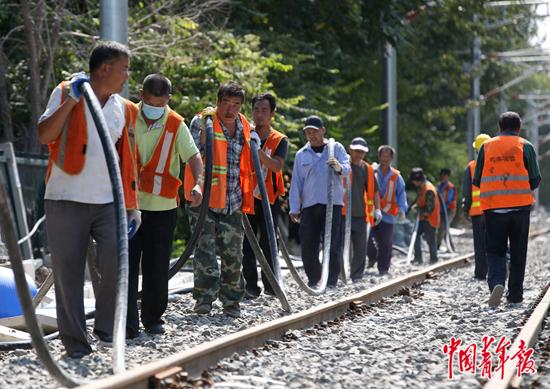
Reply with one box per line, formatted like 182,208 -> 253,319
187,207 -> 245,307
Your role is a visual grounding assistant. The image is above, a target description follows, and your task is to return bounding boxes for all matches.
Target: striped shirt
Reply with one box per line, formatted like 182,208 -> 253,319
190,114 -> 244,215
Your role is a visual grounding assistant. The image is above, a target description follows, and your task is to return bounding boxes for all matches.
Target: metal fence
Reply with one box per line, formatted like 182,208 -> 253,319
0,143 -> 47,260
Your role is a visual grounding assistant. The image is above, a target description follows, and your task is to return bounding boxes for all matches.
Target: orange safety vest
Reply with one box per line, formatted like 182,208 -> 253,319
46,81 -> 139,209
467,160 -> 482,217
183,113 -> 254,214
137,108 -> 183,201
342,161 -> 375,225
418,181 -> 440,228
251,129 -> 286,205
440,181 -> 456,210
479,135 -> 534,211
379,167 -> 400,216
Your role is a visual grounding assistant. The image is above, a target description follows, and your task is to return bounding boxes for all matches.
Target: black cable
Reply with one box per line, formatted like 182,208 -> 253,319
0,185 -> 80,387
248,137 -> 285,290
167,116 -> 214,280
80,82 -> 128,372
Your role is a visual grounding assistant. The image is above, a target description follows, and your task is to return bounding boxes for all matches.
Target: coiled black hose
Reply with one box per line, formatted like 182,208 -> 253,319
246,136 -> 290,311
80,83 -> 128,373
0,183 -> 81,387
167,116 -> 213,280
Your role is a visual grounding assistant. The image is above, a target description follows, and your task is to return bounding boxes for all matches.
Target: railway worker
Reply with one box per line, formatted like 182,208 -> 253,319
289,116 -> 351,288
367,145 -> 408,274
473,112 -> 541,307
126,74 -> 203,337
462,134 -> 491,280
409,168 -> 440,264
242,93 -> 288,298
37,41 -> 141,358
436,168 -> 457,249
185,81 -> 255,318
342,137 -> 382,281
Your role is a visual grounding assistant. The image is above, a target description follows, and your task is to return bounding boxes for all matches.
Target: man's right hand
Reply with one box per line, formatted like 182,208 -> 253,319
67,73 -> 90,102
290,212 -> 301,223
200,106 -> 216,129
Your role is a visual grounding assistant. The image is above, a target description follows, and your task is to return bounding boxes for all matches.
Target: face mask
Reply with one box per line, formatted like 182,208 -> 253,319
142,102 -> 165,120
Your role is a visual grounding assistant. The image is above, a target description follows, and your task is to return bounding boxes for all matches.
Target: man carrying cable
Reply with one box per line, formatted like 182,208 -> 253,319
409,168 -> 440,265
473,112 -> 541,307
436,168 -> 457,249
126,74 -> 203,337
343,137 -> 382,281
289,116 -> 351,288
462,134 -> 490,281
367,145 -> 408,274
185,81 -> 255,318
242,93 -> 288,298
37,41 -> 141,358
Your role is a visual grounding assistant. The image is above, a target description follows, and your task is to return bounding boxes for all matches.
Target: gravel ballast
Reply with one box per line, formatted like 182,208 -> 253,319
0,213 -> 548,389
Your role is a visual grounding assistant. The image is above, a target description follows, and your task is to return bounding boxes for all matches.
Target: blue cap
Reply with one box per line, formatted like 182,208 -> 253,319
303,115 -> 324,130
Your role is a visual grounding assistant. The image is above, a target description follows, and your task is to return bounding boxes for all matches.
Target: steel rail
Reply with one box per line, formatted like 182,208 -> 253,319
73,226 -> 550,389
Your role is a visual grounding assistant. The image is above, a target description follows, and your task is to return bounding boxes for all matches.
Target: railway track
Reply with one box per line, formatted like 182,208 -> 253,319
74,227 -> 550,389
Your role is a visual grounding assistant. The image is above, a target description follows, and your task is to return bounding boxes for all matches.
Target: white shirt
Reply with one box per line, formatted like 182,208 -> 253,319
39,86 -> 125,204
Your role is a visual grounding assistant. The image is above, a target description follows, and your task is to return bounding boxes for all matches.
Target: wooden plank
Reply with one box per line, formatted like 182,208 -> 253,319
0,324 -> 30,341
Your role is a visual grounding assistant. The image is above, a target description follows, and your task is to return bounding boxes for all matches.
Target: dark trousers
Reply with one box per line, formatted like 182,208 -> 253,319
242,198 -> 280,294
471,215 -> 487,279
300,204 -> 342,286
414,220 -> 438,263
342,216 -> 367,280
367,220 -> 394,272
485,210 -> 530,301
127,209 -> 177,335
45,200 -> 117,355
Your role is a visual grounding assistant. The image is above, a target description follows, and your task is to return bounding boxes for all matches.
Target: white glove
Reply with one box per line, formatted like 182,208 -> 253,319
249,131 -> 261,150
127,209 -> 142,238
398,211 -> 406,223
327,157 -> 342,173
374,209 -> 383,226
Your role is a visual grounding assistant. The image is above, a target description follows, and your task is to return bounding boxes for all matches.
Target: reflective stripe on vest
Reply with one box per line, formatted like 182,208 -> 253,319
380,167 -> 400,216
468,160 -> 482,217
418,181 -> 440,228
183,112 -> 255,214
46,81 -> 139,209
138,109 -> 183,199
479,135 -> 534,211
252,129 -> 286,204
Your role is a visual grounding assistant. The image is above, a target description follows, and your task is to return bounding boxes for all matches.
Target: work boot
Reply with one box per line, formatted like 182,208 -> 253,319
145,323 -> 165,335
92,329 -> 113,347
488,284 -> 504,308
223,304 -> 241,318
244,287 -> 261,299
193,303 -> 212,315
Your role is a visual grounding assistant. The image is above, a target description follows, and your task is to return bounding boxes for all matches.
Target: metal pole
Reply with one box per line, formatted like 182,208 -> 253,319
468,14 -> 481,161
385,42 -> 398,166
100,0 -> 129,98
526,98 -> 539,206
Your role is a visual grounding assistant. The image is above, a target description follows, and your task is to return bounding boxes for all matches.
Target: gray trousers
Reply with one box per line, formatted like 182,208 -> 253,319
45,200 -> 117,354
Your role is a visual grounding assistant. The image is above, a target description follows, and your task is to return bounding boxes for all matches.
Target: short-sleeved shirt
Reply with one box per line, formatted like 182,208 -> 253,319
39,85 -> 126,204
136,105 -> 199,211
